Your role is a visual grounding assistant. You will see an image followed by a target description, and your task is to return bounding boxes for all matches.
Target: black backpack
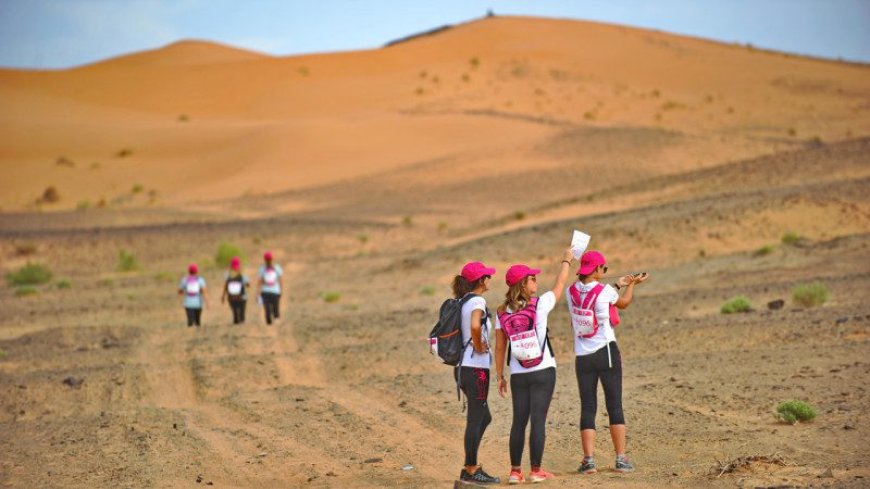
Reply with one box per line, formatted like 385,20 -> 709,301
428,294 -> 479,366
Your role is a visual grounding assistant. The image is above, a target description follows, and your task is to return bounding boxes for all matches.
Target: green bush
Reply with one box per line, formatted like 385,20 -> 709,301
154,271 -> 175,283
56,279 -> 72,289
131,184 -> 144,194
792,282 -> 829,308
15,286 -> 39,297
776,400 -> 817,424
357,234 -> 369,244
6,263 -> 53,286
781,231 -> 800,245
513,211 -> 526,220
0,348 -> 7,359
321,291 -> 341,303
402,215 -> 413,227
420,285 -> 436,296
753,244 -> 775,256
721,295 -> 752,314
215,241 -> 245,268
117,249 -> 140,272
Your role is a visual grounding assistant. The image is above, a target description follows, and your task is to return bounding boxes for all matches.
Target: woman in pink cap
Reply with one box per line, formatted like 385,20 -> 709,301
567,250 -> 648,475
178,263 -> 207,327
221,256 -> 249,324
494,248 -> 574,484
257,251 -> 284,325
452,261 -> 500,485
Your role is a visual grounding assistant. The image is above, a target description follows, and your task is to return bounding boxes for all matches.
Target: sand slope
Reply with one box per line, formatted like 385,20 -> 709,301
1,16 -> 868,211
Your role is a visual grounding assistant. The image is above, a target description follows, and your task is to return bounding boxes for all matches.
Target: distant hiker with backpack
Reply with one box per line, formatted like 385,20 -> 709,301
178,263 -> 207,327
568,250 -> 648,475
221,256 -> 249,324
257,252 -> 283,325
429,261 -> 500,485
494,248 -> 573,484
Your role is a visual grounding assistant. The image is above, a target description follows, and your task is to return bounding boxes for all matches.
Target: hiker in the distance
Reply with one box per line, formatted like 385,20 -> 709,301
453,261 -> 500,485
567,250 -> 648,475
221,256 -> 249,324
257,251 -> 284,325
494,248 -> 573,484
178,263 -> 207,327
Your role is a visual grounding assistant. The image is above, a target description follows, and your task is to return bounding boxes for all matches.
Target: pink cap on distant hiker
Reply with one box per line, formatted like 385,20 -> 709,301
505,264 -> 541,286
263,251 -> 273,261
461,261 -> 495,282
230,257 -> 241,270
578,250 -> 606,275
188,263 -> 198,274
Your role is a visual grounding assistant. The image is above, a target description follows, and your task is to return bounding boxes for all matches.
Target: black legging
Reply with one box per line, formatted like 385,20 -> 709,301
229,300 -> 246,324
575,342 -> 625,430
454,367 -> 492,467
185,307 -> 202,327
509,367 -> 556,468
261,292 -> 280,324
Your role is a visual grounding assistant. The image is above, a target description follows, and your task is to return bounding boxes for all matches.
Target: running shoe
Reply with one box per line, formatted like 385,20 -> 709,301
459,466 -> 501,484
577,457 -> 597,474
528,468 -> 555,482
615,455 -> 635,473
508,469 -> 525,484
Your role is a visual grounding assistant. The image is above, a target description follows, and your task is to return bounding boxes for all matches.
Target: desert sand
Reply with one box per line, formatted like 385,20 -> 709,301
1,15 -> 869,488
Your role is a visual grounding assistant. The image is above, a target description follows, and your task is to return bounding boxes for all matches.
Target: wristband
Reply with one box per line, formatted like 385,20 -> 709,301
614,283 -> 621,290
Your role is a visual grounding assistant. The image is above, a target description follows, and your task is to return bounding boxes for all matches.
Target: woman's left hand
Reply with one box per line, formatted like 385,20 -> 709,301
497,377 -> 509,398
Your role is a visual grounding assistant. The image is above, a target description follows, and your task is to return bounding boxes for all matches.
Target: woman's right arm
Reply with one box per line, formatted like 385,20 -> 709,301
495,328 -> 508,398
550,248 -> 574,303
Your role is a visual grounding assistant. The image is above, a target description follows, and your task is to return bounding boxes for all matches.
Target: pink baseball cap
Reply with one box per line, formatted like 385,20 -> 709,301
505,264 -> 541,286
577,250 -> 606,275
230,257 -> 241,270
460,261 -> 495,282
263,251 -> 273,261
188,263 -> 198,274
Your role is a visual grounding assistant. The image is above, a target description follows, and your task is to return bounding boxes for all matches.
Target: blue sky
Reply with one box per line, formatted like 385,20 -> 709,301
1,0 -> 868,69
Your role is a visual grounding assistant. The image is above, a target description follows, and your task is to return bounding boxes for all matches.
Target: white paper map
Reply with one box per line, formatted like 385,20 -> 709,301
571,230 -> 591,259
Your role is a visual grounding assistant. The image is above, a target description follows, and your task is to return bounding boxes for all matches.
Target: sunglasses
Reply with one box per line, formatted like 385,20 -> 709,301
601,265 -> 608,274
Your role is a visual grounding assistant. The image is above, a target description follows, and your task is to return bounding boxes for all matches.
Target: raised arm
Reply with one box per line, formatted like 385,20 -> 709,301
550,248 -> 575,303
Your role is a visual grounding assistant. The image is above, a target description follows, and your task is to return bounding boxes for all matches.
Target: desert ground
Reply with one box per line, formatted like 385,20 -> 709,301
1,15 -> 869,488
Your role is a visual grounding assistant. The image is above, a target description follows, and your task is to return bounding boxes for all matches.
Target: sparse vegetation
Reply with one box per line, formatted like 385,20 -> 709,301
402,215 -> 413,227
6,263 -> 53,286
792,281 -> 829,308
469,56 -> 480,69
131,184 -> 143,194
781,231 -> 801,245
721,295 -> 752,314
14,242 -> 37,256
418,70 -> 427,78
76,200 -> 92,211
177,114 -> 190,122
56,156 -> 75,167
651,89 -> 661,98
97,278 -> 114,287
461,73 -> 470,83
437,221 -> 448,233
513,211 -> 526,221
776,400 -> 817,424
661,100 -> 685,110
698,249 -> 706,257
753,244 -> 775,256
215,242 -> 245,268
15,286 -> 39,297
90,162 -> 101,170
37,186 -> 60,204
117,249 -> 140,272
298,66 -> 309,76
321,291 -> 341,303
0,348 -> 6,359
56,279 -> 72,289
584,111 -> 596,120
117,148 -> 133,158
787,128 -> 797,137
357,233 -> 369,244
420,285 -> 436,296
154,271 -> 175,283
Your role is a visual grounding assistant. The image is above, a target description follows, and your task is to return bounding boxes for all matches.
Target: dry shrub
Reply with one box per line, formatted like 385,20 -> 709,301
712,454 -> 787,478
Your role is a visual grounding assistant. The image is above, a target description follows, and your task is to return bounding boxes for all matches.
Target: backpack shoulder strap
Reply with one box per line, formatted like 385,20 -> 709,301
581,283 -> 605,309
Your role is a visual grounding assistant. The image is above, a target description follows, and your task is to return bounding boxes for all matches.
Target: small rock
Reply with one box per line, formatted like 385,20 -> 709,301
843,424 -> 855,430
295,398 -> 305,402
257,452 -> 268,457
307,476 -> 317,482
364,457 -> 383,464
402,464 -> 414,471
173,423 -> 177,429
326,471 -> 337,476
196,474 -> 203,483
398,401 -> 407,408
819,468 -> 834,478
767,299 -> 785,310
62,377 -> 84,389
18,384 -> 26,389
835,317 -> 849,325
206,482 -> 213,486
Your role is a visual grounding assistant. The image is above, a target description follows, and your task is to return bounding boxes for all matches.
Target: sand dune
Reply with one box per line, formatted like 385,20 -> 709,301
1,15 -> 868,212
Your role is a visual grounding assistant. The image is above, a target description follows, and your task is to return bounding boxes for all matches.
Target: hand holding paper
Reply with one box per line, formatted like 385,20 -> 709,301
571,230 -> 591,259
